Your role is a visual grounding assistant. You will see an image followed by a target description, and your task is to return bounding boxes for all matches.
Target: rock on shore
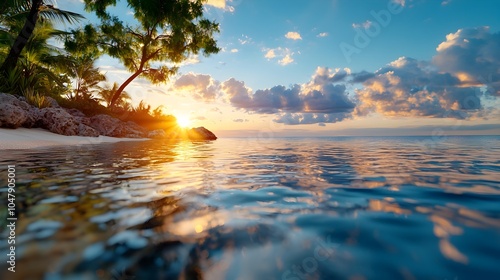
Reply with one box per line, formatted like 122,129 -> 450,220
0,93 -> 217,140
187,127 -> 218,140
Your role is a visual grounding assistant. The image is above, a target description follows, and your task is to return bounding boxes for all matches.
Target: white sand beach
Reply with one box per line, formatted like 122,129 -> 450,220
0,128 -> 151,150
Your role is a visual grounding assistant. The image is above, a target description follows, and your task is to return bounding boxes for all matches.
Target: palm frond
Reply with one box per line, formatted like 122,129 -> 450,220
6,5 -> 85,25
38,6 -> 85,25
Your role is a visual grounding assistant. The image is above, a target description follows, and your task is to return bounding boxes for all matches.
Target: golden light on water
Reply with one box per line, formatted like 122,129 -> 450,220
176,114 -> 191,128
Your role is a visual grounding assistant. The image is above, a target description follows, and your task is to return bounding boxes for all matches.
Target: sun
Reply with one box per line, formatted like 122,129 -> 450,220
176,114 -> 191,128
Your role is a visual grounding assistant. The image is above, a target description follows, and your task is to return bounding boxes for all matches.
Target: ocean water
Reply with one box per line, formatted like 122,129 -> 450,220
0,136 -> 499,279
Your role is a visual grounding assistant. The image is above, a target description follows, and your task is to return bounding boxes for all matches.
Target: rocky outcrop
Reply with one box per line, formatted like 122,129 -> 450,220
88,114 -> 146,138
78,123 -> 100,137
1,93 -> 218,140
0,103 -> 29,128
65,108 -> 86,118
0,93 -> 31,128
37,108 -> 99,137
147,129 -> 167,139
187,127 -> 217,141
45,96 -> 60,108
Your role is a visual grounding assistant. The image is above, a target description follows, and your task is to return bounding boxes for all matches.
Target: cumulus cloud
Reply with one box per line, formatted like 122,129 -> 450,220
220,67 -> 356,123
173,73 -> 220,101
354,57 -> 485,119
230,48 -> 239,53
279,54 -> 294,66
274,113 -> 351,125
173,27 -> 500,125
264,49 -> 276,59
263,48 -> 296,66
317,32 -> 329,38
433,27 -> 500,96
285,31 -> 302,40
220,78 -> 253,109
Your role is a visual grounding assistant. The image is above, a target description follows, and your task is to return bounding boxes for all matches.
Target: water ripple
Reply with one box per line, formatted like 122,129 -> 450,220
0,136 -> 499,279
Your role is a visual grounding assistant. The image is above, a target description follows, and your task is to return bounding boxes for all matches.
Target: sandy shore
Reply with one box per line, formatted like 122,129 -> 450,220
0,128 -> 151,150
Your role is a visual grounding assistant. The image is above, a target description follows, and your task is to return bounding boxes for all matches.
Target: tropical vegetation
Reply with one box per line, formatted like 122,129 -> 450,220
0,0 -> 220,129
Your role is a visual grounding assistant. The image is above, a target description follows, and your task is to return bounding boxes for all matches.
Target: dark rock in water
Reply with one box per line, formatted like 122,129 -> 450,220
187,127 -> 217,140
89,114 -> 146,138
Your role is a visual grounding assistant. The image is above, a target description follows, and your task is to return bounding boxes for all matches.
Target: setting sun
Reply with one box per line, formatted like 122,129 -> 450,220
176,114 -> 191,128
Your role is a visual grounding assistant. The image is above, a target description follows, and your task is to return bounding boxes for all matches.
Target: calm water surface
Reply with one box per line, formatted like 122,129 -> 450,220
0,136 -> 499,279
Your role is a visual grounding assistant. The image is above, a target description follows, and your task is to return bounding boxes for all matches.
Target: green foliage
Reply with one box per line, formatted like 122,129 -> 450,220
0,0 -> 84,75
55,95 -> 110,116
82,0 -> 220,106
2,0 -> 84,25
0,67 -> 23,93
22,88 -> 51,108
96,82 -> 131,107
67,56 -> 106,100
64,24 -> 101,58
0,10 -> 74,97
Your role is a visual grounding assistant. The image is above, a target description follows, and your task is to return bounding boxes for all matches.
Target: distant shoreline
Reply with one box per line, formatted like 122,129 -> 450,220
0,128 -> 151,150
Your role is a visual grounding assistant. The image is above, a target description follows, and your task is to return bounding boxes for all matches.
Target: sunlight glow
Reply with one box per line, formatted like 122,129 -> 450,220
176,114 -> 191,128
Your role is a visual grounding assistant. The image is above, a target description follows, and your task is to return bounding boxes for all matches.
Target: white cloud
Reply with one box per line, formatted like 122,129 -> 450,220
352,20 -> 373,29
206,0 -> 226,9
230,48 -> 239,53
173,73 -> 220,101
285,31 -> 302,40
264,48 -> 296,66
265,49 -> 276,59
353,56 -> 494,120
317,32 -> 329,38
433,27 -> 500,96
392,0 -> 406,7
219,67 -> 356,120
168,27 -> 500,125
441,0 -> 452,5
279,54 -> 294,66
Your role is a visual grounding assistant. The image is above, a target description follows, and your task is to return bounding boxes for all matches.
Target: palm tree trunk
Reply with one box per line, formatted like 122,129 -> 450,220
110,69 -> 142,107
0,0 -> 43,75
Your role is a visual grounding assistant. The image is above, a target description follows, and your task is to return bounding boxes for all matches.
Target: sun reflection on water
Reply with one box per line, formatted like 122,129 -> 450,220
0,137 -> 499,279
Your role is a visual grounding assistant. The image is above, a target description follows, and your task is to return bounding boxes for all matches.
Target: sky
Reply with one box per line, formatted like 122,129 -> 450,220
57,0 -> 500,137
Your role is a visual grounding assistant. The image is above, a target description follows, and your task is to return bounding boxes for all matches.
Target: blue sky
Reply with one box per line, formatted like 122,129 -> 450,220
58,0 -> 500,136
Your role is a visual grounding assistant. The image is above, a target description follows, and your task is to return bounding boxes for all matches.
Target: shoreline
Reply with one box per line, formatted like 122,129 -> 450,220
0,128 -> 151,150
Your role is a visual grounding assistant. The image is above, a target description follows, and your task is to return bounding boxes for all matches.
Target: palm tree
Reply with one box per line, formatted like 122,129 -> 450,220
97,82 -> 131,108
68,56 -> 106,100
0,20 -> 73,96
0,0 -> 83,75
